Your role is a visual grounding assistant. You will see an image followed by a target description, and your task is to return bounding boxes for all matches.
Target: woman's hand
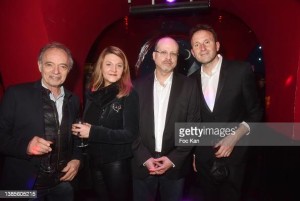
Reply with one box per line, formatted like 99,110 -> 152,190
71,123 -> 92,138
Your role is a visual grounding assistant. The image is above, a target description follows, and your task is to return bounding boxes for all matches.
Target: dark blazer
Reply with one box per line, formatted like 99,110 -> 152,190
190,59 -> 263,162
84,89 -> 139,164
132,72 -> 201,179
0,80 -> 81,190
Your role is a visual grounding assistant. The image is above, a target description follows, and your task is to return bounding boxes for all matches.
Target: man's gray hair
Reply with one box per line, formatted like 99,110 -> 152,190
38,42 -> 74,69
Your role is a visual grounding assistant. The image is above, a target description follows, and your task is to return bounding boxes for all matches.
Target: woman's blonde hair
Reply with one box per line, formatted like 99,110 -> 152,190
89,46 -> 132,98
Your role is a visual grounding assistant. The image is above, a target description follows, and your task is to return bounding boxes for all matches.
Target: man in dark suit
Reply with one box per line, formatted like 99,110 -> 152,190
132,36 -> 201,201
0,42 -> 81,200
190,24 -> 263,201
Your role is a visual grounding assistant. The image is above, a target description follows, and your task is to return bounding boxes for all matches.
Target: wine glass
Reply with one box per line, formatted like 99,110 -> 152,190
75,118 -> 88,148
41,137 -> 56,173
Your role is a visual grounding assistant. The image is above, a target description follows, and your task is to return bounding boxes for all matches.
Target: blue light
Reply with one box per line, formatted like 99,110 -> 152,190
166,0 -> 176,2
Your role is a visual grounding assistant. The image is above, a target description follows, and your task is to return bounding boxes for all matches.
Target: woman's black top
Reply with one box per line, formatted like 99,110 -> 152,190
84,83 -> 139,164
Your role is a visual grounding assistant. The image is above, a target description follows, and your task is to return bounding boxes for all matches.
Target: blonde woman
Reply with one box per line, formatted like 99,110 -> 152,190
72,46 -> 138,201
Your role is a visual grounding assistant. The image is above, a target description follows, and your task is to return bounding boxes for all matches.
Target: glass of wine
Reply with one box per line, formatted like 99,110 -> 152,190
75,118 -> 88,148
41,136 -> 56,173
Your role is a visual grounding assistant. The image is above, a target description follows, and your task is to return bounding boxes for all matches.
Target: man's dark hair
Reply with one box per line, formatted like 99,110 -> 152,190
189,24 -> 218,42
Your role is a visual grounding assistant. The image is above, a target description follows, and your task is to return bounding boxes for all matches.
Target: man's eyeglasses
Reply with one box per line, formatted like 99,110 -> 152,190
154,50 -> 179,59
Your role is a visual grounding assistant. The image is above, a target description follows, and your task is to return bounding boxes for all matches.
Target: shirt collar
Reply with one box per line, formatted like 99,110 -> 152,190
154,70 -> 173,86
201,54 -> 223,76
41,80 -> 65,100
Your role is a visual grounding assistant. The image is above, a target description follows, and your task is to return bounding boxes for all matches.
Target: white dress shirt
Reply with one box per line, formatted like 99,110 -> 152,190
201,54 -> 222,112
153,71 -> 173,152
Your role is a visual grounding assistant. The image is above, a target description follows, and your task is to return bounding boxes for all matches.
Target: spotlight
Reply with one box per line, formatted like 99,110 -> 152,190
129,0 -> 210,15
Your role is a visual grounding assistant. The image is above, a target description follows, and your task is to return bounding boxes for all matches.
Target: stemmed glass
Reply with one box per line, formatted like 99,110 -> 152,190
75,118 -> 88,148
41,136 -> 56,173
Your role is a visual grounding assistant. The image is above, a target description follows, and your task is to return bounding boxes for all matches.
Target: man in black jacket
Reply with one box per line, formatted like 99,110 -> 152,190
132,36 -> 201,201
0,42 -> 81,200
190,24 -> 262,201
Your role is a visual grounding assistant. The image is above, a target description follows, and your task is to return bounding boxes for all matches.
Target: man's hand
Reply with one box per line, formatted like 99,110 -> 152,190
60,159 -> 80,181
153,156 -> 173,175
27,136 -> 53,155
214,123 -> 249,158
144,158 -> 158,175
214,135 -> 238,158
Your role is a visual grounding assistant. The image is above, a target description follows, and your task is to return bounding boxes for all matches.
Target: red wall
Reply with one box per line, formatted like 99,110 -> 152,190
0,0 -> 299,137
0,0 -> 128,99
0,1 -> 47,87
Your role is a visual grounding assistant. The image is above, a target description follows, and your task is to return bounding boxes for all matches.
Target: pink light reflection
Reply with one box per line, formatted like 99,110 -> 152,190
285,75 -> 293,86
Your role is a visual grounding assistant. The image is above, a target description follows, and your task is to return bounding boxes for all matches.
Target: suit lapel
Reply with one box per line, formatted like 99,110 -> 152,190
214,61 -> 228,110
142,75 -> 155,139
33,81 -> 46,137
165,73 -> 181,126
196,70 -> 213,112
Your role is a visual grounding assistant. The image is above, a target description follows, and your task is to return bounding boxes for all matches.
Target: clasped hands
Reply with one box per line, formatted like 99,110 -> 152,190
144,156 -> 173,175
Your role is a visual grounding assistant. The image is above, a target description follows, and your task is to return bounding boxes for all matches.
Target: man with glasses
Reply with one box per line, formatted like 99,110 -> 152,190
0,42 -> 81,200
132,36 -> 201,201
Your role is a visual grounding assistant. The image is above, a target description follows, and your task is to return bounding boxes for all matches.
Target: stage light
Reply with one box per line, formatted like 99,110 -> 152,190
129,0 -> 210,15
